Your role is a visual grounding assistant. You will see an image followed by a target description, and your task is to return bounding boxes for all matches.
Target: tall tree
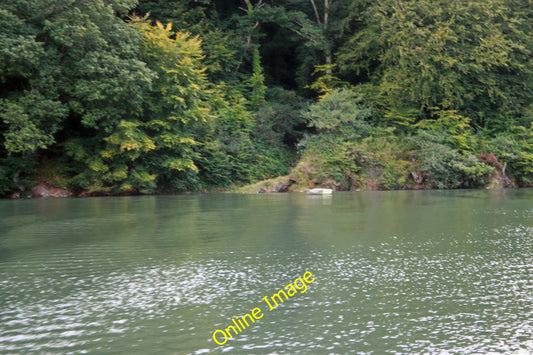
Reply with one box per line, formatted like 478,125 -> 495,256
64,16 -> 216,193
338,0 -> 533,130
0,0 -> 154,193
266,0 -> 351,91
135,0 -> 243,83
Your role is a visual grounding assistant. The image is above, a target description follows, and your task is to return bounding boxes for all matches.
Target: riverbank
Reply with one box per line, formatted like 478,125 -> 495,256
5,168 -> 522,199
3,129 -> 530,199
232,167 -> 518,194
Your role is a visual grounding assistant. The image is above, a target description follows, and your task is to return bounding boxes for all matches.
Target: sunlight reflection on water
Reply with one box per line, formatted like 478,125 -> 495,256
0,190 -> 532,353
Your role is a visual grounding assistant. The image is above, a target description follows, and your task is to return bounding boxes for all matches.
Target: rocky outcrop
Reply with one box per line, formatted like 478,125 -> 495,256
256,178 -> 295,193
31,183 -> 72,198
479,153 -> 514,188
10,191 -> 22,199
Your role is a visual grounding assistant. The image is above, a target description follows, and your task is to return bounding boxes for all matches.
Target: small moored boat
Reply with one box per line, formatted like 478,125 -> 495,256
305,188 -> 333,195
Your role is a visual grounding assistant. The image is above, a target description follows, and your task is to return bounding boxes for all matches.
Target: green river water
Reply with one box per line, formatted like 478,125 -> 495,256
0,189 -> 532,354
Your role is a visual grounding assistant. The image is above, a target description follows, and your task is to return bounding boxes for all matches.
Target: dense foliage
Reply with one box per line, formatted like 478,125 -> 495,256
1,0 -> 531,196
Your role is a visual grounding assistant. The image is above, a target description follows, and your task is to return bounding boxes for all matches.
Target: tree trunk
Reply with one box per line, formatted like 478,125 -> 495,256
323,0 -> 332,75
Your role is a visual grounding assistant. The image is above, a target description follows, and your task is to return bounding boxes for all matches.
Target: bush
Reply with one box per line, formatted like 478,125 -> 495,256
359,135 -> 411,190
487,129 -> 533,185
0,156 -> 38,196
303,89 -> 373,140
254,88 -> 308,147
409,130 -> 492,189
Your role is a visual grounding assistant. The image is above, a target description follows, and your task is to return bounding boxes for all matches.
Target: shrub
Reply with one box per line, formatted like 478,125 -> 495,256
409,130 -> 492,188
303,89 -> 373,140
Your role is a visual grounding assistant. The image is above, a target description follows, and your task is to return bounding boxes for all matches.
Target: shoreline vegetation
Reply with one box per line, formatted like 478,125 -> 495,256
1,0 -> 532,199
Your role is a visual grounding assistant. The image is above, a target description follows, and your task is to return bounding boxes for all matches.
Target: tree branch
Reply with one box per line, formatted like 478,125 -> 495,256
310,0 -> 321,25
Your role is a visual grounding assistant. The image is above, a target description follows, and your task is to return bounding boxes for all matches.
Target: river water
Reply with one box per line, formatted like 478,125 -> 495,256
0,190 -> 531,354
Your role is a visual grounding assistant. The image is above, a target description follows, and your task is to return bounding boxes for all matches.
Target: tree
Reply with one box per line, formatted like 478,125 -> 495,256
69,16 -> 216,193
0,0 -> 154,193
338,0 -> 533,131
271,0 -> 351,91
292,0 -> 336,71
135,0 -> 243,83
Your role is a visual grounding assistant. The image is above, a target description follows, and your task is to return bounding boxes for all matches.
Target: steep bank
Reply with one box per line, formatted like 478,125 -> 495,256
233,154 -> 517,194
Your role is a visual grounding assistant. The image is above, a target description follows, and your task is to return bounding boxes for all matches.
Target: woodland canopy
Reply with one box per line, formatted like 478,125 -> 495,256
1,0 -> 532,195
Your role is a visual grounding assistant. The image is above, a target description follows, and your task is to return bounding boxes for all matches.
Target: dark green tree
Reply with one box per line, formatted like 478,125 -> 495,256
0,0 -> 154,194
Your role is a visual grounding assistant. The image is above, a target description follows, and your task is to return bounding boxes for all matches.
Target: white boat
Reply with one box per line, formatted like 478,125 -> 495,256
305,188 -> 333,195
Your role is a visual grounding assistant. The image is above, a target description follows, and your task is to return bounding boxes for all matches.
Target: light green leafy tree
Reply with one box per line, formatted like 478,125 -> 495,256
339,0 -> 533,130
